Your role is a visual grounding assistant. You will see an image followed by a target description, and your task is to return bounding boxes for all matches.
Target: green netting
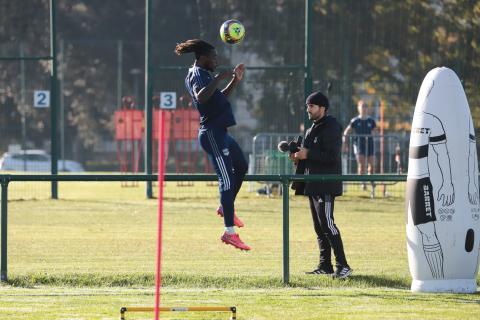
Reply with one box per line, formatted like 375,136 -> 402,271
0,0 -> 479,181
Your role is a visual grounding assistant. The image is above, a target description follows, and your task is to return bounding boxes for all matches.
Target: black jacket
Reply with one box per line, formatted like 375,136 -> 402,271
292,115 -> 343,196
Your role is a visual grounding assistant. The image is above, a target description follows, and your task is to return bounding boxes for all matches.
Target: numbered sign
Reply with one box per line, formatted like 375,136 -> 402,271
160,92 -> 176,109
34,90 -> 50,108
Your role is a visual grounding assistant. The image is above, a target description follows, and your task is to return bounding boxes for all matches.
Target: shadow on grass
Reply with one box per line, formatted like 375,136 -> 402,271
4,272 -> 412,290
288,273 -> 410,289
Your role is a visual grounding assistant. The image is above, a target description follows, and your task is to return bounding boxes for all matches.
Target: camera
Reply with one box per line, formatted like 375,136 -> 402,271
277,136 -> 303,154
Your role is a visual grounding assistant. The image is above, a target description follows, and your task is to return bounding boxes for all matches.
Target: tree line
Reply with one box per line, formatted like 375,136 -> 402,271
0,0 -> 478,161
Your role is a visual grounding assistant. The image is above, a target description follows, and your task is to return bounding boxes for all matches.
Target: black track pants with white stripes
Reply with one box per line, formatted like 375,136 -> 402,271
308,195 -> 349,269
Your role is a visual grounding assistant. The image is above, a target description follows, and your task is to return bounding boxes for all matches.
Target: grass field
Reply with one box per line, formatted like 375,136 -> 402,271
0,181 -> 479,319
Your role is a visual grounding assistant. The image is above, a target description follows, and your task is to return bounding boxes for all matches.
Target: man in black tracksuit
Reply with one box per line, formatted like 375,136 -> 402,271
290,91 -> 352,279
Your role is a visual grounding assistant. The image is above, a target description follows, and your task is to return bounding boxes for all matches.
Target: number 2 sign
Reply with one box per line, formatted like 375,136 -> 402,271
34,90 -> 50,108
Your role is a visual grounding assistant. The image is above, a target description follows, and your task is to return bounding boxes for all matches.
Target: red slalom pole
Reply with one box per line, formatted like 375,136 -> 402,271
155,110 -> 166,320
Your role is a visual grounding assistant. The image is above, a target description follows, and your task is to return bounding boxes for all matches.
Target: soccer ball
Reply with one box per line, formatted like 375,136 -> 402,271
220,20 -> 245,44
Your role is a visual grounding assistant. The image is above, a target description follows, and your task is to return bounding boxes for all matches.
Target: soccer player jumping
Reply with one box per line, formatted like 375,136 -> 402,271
175,39 -> 250,251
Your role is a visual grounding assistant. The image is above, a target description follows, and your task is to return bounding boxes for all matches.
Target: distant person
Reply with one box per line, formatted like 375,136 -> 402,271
343,100 -> 377,192
121,96 -> 135,109
290,91 -> 352,279
175,39 -> 250,251
178,94 -> 192,109
152,94 -> 160,108
395,142 -> 403,174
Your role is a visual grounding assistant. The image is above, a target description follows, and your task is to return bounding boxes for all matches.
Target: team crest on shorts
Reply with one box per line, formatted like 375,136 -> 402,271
222,148 -> 229,156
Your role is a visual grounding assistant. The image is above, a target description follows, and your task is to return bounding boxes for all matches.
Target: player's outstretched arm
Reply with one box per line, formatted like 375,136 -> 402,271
222,64 -> 244,97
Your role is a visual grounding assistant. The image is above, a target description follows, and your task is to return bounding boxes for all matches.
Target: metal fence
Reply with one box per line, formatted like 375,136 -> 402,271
0,173 -> 407,284
248,132 -> 407,196
342,133 -> 407,175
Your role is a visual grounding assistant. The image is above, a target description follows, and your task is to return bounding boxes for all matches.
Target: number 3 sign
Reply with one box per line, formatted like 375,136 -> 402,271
34,90 -> 50,108
160,92 -> 176,109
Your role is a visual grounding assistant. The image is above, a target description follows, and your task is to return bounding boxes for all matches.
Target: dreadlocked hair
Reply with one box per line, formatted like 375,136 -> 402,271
174,39 -> 214,59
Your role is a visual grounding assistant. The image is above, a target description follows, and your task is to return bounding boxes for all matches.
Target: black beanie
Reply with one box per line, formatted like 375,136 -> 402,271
306,91 -> 329,109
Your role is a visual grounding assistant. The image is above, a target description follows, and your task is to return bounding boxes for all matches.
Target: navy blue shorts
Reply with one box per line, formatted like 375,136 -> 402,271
353,140 -> 374,156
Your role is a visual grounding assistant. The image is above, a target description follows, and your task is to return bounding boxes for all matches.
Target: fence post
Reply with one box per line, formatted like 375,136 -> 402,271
282,176 -> 290,284
144,0 -> 153,199
50,0 -> 59,199
1,176 -> 9,281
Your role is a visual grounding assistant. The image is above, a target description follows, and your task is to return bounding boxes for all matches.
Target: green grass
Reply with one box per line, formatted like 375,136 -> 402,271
2,286 -> 480,320
1,181 -> 479,319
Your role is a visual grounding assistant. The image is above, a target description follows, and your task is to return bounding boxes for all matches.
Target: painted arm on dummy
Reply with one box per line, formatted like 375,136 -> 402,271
432,142 -> 455,206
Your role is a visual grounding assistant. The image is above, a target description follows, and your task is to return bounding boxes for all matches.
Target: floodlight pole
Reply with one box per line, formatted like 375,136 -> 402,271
50,0 -> 59,199
304,0 -> 313,135
145,0 -> 153,199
